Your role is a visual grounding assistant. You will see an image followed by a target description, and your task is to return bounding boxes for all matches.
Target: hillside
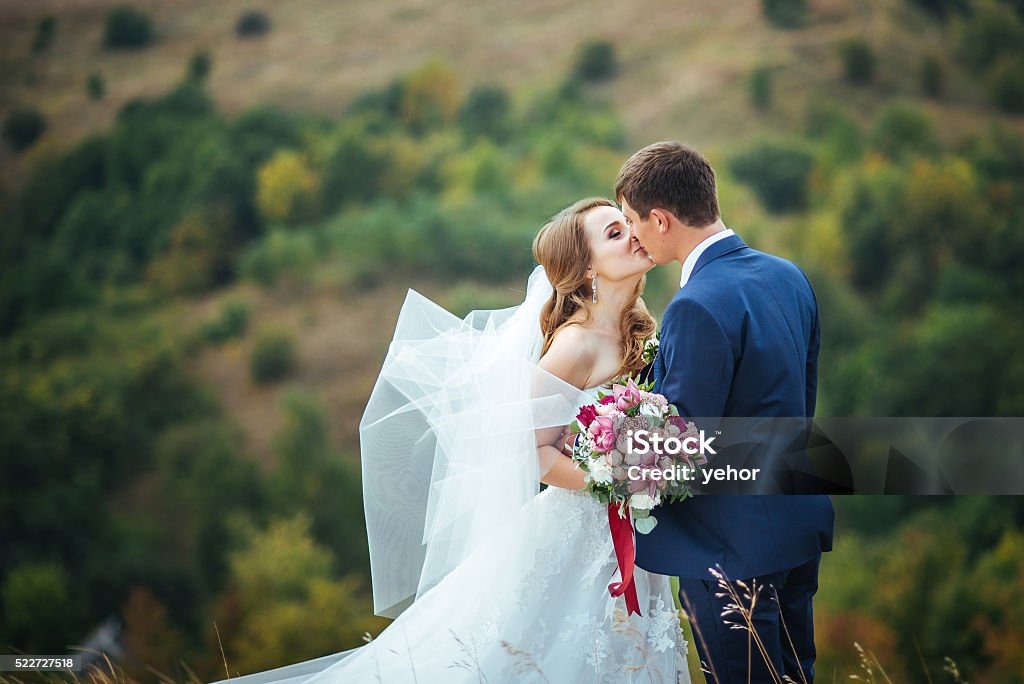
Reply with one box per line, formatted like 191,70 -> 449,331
2,0 -> 1018,171
3,0 -> 1024,680
3,0 -> 1020,465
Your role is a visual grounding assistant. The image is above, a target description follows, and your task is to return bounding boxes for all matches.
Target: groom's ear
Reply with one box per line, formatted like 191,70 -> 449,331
649,208 -> 672,234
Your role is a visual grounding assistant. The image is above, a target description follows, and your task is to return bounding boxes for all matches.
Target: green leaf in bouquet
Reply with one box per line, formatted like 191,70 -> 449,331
569,420 -> 581,434
634,515 -> 658,534
632,507 -> 650,518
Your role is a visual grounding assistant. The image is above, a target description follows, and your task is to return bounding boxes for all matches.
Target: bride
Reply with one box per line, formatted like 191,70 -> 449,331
212,198 -> 691,684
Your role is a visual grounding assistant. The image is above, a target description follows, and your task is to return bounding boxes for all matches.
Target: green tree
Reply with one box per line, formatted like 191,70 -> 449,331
729,140 -> 815,213
459,83 -> 512,140
920,54 -> 945,98
840,38 -> 876,85
188,49 -> 212,84
103,5 -> 154,50
236,10 -> 271,38
762,0 -> 808,28
3,107 -> 46,152
250,327 -> 296,383
271,390 -> 368,575
32,15 -> 56,53
748,66 -> 773,111
573,39 -> 619,82
256,149 -> 320,224
870,102 -> 940,162
400,59 -> 459,135
987,56 -> 1024,113
222,514 -> 385,672
1,562 -> 79,651
87,72 -> 105,100
958,2 -> 1024,75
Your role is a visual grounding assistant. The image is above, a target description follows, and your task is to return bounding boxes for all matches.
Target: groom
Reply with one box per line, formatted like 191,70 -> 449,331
616,142 -> 834,683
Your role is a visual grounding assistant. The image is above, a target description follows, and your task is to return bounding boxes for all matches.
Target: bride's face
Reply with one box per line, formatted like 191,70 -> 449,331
583,205 -> 654,283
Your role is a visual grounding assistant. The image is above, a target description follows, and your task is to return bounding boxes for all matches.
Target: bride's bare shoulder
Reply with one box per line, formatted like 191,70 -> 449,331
538,325 -> 598,390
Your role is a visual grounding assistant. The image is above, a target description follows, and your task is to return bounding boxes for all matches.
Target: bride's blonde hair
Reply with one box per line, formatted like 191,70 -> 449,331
531,197 -> 656,378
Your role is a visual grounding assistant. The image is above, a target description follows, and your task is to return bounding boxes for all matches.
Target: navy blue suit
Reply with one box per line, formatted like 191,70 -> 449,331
636,233 -> 834,683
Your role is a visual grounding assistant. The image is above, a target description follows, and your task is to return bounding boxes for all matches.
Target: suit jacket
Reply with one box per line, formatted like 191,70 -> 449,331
634,233 -> 834,580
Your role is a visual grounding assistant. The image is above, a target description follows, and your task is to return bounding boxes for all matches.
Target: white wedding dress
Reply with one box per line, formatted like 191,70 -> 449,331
211,268 -> 691,684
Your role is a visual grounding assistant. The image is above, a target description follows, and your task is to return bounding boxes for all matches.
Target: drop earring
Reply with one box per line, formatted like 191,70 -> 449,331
591,273 -> 597,304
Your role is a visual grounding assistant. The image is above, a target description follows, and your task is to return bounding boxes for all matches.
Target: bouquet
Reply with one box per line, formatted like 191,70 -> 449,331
568,376 -> 707,534
567,372 -> 712,616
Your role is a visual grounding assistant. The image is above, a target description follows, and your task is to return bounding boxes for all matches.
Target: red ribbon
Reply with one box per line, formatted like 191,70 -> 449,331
607,502 -> 642,617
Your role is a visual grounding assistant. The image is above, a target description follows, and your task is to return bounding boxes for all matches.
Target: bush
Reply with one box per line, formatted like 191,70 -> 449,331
3,107 -> 46,152
906,0 -> 969,19
573,39 -> 619,82
987,56 -> 1024,114
958,2 -> 1024,75
870,102 -> 940,161
236,10 -> 271,38
256,149 -> 321,224
320,126 -> 391,212
1,562 -> 78,651
804,98 -> 862,163
199,300 -> 251,344
400,59 -> 459,135
103,5 -> 154,50
86,72 -> 105,100
920,55 -> 945,98
32,15 -> 56,53
250,328 -> 296,384
762,0 -> 808,28
459,84 -> 512,140
748,66 -> 773,111
239,228 -> 321,289
188,49 -> 212,83
729,140 -> 815,213
840,38 -> 876,85
145,205 -> 232,296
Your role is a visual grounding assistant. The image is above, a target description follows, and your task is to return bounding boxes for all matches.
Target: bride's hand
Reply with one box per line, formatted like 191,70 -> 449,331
558,425 -> 575,456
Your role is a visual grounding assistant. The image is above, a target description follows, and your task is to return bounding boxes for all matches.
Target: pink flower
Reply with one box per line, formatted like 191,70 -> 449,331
587,416 -> 617,453
640,391 -> 668,408
668,415 -> 688,432
599,394 -> 616,405
613,378 -> 642,412
576,404 -> 598,429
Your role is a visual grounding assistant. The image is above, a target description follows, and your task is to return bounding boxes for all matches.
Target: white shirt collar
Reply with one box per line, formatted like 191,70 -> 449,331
679,228 -> 735,288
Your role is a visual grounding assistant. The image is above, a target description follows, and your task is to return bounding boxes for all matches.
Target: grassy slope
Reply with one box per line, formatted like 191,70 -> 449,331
1,0 -> 1021,461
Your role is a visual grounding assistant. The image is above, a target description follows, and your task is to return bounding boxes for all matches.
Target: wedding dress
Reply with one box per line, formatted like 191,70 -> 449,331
211,267 -> 691,684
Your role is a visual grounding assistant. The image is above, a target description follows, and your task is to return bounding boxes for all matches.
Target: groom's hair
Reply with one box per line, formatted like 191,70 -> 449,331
615,141 -> 719,228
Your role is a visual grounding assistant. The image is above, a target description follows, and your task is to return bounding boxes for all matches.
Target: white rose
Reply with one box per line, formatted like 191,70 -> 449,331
588,457 -> 614,484
630,492 -> 660,510
639,402 -> 662,419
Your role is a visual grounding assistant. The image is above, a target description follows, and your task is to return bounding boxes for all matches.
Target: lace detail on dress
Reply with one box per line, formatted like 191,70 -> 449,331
517,546 -> 560,609
646,596 -> 682,654
558,611 -> 612,673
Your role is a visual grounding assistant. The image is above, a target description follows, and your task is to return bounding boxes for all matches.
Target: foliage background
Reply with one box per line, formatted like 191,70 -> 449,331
1,0 -> 1024,681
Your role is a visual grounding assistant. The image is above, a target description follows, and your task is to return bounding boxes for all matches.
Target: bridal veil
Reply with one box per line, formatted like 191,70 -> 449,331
358,265 -> 593,618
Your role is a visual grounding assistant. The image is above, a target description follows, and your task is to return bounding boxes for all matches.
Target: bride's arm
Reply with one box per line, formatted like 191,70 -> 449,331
535,327 -> 593,491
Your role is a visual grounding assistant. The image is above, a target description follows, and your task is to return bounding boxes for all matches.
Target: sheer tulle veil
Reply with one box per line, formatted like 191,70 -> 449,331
359,265 -> 593,618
